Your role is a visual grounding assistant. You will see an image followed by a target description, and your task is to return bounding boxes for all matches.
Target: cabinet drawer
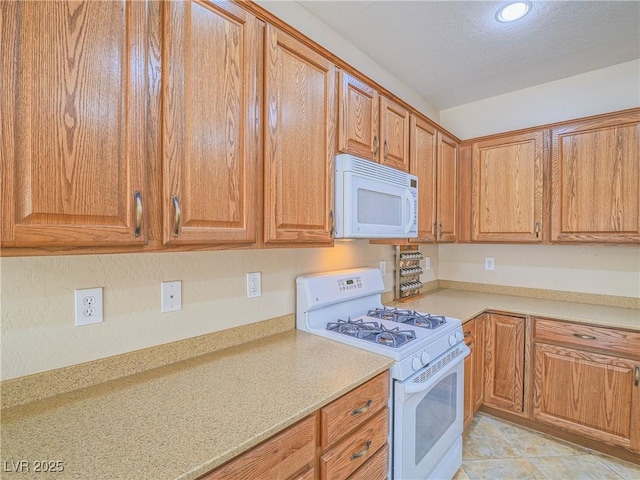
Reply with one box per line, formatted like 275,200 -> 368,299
534,318 -> 640,358
321,371 -> 388,449
203,414 -> 315,480
348,443 -> 388,480
320,409 -> 388,480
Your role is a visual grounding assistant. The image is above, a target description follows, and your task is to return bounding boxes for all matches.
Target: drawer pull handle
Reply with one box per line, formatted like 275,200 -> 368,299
573,333 -> 596,340
464,332 -> 472,338
635,366 -> 639,387
351,399 -> 372,416
350,440 -> 371,460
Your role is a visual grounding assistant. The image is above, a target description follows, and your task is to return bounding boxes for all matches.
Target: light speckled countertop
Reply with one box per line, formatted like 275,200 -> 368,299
0,330 -> 392,480
393,289 -> 640,331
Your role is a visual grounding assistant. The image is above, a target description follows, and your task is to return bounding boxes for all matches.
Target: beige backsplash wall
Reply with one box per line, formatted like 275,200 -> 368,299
0,241 -> 397,381
439,244 -> 640,298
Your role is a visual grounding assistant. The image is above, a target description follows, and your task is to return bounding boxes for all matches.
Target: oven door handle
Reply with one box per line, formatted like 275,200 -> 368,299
398,344 -> 469,396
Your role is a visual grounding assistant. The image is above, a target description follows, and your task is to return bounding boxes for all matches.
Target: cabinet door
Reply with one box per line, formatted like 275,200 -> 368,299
264,25 -> 336,245
484,313 -> 525,414
550,111 -> 640,243
338,71 -> 379,162
533,342 -> 640,452
162,0 -> 260,245
463,320 -> 476,428
471,131 -> 544,242
380,96 -> 410,172
409,116 -> 437,243
473,315 -> 485,413
1,0 -> 148,247
436,132 -> 459,242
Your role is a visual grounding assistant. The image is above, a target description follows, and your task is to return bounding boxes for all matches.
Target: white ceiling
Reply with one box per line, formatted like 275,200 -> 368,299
297,1 -> 640,110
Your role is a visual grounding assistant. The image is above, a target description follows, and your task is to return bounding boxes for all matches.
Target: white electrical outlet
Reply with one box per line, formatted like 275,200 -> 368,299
161,281 -> 182,312
379,261 -> 387,275
247,272 -> 261,298
75,287 -> 104,326
485,257 -> 495,271
424,257 -> 431,270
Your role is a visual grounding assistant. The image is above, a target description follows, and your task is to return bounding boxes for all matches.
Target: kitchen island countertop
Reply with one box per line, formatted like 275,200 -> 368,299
0,330 -> 392,480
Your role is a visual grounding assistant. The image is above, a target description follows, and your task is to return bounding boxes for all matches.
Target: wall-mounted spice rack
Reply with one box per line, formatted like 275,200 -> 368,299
394,246 -> 424,301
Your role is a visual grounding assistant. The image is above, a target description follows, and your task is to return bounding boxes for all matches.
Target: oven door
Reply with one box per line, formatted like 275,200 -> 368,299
393,344 -> 469,480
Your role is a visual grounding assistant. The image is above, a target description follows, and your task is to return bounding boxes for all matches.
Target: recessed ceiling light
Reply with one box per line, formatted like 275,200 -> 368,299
495,1 -> 532,22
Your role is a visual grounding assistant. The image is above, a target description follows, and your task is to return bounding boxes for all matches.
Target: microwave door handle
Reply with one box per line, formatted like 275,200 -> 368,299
404,190 -> 415,234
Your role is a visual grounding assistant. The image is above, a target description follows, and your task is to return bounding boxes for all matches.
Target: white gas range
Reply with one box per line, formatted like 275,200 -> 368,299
296,267 -> 469,480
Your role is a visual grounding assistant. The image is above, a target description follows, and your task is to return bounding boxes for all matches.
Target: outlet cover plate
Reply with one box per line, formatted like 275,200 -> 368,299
75,287 -> 104,326
247,272 -> 261,298
162,281 -> 182,312
485,257 -> 495,271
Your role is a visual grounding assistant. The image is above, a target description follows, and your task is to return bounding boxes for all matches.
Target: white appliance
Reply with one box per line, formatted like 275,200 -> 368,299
333,154 -> 418,239
296,268 -> 469,480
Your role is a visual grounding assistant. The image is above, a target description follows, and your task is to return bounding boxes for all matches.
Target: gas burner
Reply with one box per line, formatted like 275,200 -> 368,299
326,318 -> 416,348
367,307 -> 446,329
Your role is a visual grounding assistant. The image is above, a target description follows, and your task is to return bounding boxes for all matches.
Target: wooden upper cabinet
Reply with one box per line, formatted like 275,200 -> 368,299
550,110 -> 640,243
409,116 -> 438,242
471,130 -> 544,242
437,131 -> 459,242
338,71 -> 380,162
264,25 -> 336,245
380,96 -> 410,172
162,0 -> 261,245
1,0 -> 149,247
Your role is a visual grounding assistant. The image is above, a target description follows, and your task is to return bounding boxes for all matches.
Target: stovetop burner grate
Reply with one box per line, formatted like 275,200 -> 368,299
326,318 -> 417,348
367,307 -> 446,329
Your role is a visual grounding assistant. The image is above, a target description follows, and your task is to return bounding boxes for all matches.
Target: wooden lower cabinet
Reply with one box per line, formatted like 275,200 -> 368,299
463,316 -> 485,429
202,371 -> 390,479
532,318 -> 640,453
201,414 -> 316,480
483,313 -> 526,414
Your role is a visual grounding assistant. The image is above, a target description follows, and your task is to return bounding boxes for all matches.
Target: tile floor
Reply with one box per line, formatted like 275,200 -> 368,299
453,413 -> 640,480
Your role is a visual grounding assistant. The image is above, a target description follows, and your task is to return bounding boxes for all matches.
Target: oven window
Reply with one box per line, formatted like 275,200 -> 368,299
415,372 -> 457,464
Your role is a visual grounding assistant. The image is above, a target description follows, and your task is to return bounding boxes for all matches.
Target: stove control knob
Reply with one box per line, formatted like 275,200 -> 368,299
449,334 -> 457,346
421,352 -> 430,365
412,357 -> 422,371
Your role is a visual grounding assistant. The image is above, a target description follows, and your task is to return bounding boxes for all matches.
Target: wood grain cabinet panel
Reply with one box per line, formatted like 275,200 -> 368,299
202,414 -> 316,480
320,371 -> 388,450
380,96 -> 410,172
437,131 -> 459,242
338,71 -> 380,162
347,444 -> 388,480
471,130 -> 544,242
409,116 -> 438,242
463,319 -> 476,428
533,342 -> 640,452
550,110 -> 640,243
473,315 -> 485,413
484,313 -> 525,414
320,409 -> 388,480
162,0 -> 261,245
264,24 -> 336,245
1,0 -> 149,247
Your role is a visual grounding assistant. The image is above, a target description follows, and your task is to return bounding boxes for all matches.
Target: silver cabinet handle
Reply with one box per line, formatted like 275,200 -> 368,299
172,195 -> 182,238
134,191 -> 143,237
634,366 -> 639,387
439,222 -> 443,239
329,209 -> 335,237
350,440 -> 371,460
373,135 -> 379,158
535,222 -> 541,238
351,399 -> 372,416
573,333 -> 596,340
383,139 -> 389,160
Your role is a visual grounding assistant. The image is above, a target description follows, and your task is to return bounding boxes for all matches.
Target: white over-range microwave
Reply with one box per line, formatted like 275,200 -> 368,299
333,154 -> 418,239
